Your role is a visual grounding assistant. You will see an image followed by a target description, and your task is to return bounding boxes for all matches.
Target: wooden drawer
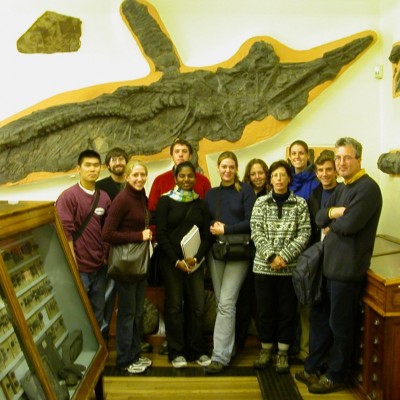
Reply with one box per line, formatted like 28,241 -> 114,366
365,279 -> 400,314
366,253 -> 400,314
355,241 -> 400,400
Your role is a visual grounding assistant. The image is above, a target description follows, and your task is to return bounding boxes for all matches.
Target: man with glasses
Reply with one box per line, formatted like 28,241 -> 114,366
296,137 -> 382,394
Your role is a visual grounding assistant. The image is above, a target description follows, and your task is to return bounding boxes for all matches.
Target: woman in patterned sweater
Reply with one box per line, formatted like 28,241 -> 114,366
251,160 -> 311,374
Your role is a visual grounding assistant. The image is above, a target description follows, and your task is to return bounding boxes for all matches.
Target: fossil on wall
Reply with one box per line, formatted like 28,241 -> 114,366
389,43 -> 400,98
17,11 -> 82,54
0,0 -> 376,184
377,152 -> 400,175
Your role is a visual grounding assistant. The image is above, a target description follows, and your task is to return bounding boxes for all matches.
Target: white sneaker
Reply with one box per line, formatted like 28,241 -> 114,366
171,356 -> 187,369
137,356 -> 152,367
196,355 -> 211,367
124,362 -> 147,374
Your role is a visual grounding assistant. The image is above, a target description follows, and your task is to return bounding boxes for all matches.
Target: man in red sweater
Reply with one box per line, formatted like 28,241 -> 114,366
148,138 -> 211,212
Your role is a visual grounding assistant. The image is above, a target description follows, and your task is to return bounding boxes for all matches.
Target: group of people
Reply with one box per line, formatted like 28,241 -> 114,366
55,136 -> 382,395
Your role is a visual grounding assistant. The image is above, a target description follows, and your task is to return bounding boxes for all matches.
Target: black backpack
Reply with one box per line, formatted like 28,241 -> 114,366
292,241 -> 324,306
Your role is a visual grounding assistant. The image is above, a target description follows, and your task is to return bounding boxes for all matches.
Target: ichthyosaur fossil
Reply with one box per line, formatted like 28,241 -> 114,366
0,0 -> 376,184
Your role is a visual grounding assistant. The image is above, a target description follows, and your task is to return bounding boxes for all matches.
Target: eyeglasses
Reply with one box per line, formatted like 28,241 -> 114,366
271,172 -> 288,179
334,155 -> 357,163
110,156 -> 126,163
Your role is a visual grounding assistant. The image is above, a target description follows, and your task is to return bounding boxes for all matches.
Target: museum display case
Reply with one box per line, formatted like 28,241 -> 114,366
0,201 -> 107,400
354,234 -> 400,400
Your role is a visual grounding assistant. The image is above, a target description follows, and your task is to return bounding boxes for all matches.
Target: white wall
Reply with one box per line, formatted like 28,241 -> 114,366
377,0 -> 400,235
0,0 -> 398,236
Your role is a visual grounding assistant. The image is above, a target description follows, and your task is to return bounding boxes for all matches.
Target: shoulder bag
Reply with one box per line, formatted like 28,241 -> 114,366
108,207 -> 151,283
211,187 -> 255,261
72,190 -> 100,241
292,240 -> 324,306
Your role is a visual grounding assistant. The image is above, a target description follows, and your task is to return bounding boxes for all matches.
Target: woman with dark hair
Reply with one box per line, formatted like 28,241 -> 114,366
204,151 -> 256,374
251,160 -> 311,374
243,158 -> 270,197
155,161 -> 212,368
288,140 -> 319,200
102,159 -> 153,374
235,157 -> 270,349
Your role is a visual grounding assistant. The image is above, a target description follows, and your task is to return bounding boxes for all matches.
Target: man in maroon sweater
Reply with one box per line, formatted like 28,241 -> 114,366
56,149 -> 111,328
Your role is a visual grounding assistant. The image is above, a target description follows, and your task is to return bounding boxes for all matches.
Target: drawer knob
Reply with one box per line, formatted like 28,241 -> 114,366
373,319 -> 380,326
373,337 -> 379,345
358,357 -> 363,365
371,373 -> 378,382
372,355 -> 379,363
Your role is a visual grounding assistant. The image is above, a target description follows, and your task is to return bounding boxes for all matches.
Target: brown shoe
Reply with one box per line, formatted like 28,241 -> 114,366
205,361 -> 225,374
275,351 -> 289,374
253,349 -> 271,369
308,375 -> 345,394
295,370 -> 319,387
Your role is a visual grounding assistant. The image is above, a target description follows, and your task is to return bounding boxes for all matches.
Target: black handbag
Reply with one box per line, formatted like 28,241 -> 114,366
108,240 -> 150,283
107,207 -> 151,283
212,233 -> 255,261
211,187 -> 254,262
292,241 -> 324,305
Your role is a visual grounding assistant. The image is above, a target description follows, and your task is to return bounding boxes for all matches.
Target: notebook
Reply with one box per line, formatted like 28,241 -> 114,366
180,225 -> 204,273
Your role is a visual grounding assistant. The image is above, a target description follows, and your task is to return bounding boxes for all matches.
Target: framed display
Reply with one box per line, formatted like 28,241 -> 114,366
0,201 -> 107,400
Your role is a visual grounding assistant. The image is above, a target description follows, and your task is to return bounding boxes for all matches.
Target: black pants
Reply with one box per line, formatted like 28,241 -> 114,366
254,274 -> 298,346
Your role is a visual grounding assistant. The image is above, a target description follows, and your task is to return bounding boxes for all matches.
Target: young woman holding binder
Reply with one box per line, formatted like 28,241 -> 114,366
155,161 -> 212,368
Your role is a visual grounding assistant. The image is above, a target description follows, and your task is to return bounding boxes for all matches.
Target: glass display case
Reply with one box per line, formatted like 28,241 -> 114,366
0,201 -> 107,400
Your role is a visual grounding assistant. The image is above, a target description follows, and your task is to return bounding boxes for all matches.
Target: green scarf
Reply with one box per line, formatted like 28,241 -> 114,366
163,185 -> 199,202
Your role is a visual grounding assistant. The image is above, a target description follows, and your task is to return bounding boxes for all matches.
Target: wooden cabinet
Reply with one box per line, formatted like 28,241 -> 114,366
354,235 -> 400,400
0,201 -> 107,400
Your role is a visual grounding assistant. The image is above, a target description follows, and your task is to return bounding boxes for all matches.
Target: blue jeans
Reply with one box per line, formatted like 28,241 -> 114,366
115,279 -> 147,368
207,251 -> 249,365
305,278 -> 362,383
162,259 -> 206,362
79,265 -> 106,328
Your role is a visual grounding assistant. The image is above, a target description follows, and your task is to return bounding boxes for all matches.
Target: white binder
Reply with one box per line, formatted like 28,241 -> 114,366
180,225 -> 204,273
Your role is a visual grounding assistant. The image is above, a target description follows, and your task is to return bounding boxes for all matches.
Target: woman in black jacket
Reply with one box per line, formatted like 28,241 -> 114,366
155,161 -> 212,369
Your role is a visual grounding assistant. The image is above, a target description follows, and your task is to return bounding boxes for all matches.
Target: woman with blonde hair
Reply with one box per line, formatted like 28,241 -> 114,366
102,159 -> 153,374
204,151 -> 256,374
